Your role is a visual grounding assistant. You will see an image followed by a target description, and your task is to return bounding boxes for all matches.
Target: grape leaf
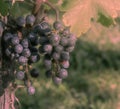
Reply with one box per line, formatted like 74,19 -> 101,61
0,0 -> 10,16
62,0 -> 120,36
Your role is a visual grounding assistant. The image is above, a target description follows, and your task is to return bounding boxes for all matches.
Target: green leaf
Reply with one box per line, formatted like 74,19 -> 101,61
10,2 -> 33,17
97,12 -> 113,27
0,0 -> 10,16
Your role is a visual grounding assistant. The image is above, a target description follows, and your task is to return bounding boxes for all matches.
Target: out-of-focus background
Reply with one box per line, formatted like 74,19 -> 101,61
13,0 -> 120,109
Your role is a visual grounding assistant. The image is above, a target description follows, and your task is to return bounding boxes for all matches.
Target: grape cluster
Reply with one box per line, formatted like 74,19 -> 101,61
0,15 -> 76,95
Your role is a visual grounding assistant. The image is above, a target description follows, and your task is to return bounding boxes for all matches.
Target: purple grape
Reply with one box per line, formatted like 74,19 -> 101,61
54,45 -> 63,53
45,70 -> 52,78
33,22 -> 51,35
52,52 -> 60,60
49,33 -> 60,46
52,76 -> 62,85
60,37 -> 68,46
16,16 -> 26,27
11,36 -> 19,45
22,48 -> 31,57
14,44 -> 23,54
39,37 -> 49,45
27,86 -> 35,95
60,51 -> 70,60
58,68 -> 68,79
3,33 -> 13,42
43,44 -> 53,54
16,71 -> 25,80
60,60 -> 70,69
26,15 -> 35,26
62,27 -> 70,36
44,59 -> 52,70
67,33 -> 77,46
29,53 -> 40,63
28,33 -> 38,46
30,68 -> 39,78
53,21 -> 63,30
18,56 -> 27,65
21,38 -> 29,48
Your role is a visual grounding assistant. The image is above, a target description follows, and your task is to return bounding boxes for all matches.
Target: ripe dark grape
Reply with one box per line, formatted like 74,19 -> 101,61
16,16 -> 26,27
11,36 -> 19,45
29,53 -> 40,63
30,68 -> 39,78
60,51 -> 70,60
45,70 -> 52,78
22,48 -> 31,57
52,76 -> 62,85
16,71 -> 25,80
28,33 -> 38,46
52,52 -> 60,60
54,45 -> 63,53
49,33 -> 60,46
60,60 -> 70,69
43,44 -> 53,54
53,21 -> 63,30
26,15 -> 35,26
34,21 -> 51,35
60,37 -> 68,46
39,37 -> 49,45
14,44 -> 23,54
3,33 -> 13,42
18,56 -> 27,65
21,38 -> 29,48
58,68 -> 68,79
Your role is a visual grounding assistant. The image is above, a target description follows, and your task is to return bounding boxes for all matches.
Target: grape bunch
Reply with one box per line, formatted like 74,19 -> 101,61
0,14 -> 76,95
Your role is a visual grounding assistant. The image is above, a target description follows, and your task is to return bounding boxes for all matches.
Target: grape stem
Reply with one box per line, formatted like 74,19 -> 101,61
44,0 -> 60,21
